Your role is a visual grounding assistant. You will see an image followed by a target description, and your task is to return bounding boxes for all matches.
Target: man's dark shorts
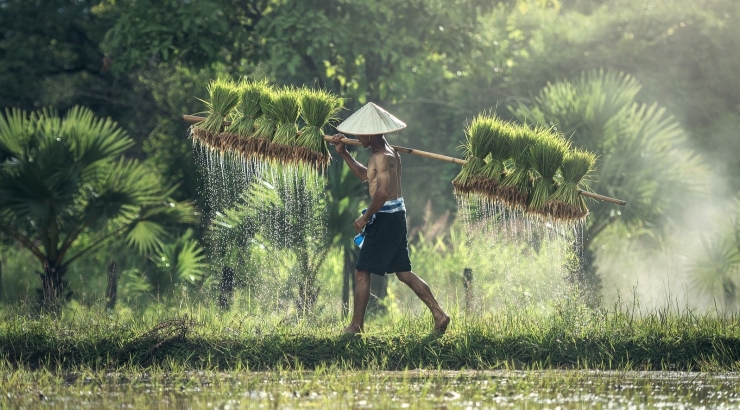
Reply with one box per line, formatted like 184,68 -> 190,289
356,211 -> 412,275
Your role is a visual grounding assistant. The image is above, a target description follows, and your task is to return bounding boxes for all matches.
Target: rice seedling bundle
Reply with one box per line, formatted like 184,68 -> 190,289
476,117 -> 515,199
548,148 -> 597,221
297,88 -> 343,168
527,128 -> 569,212
228,79 -> 268,137
252,86 -> 278,142
268,87 -> 301,147
452,115 -> 495,196
499,126 -> 538,209
191,78 -> 240,152
197,78 -> 240,134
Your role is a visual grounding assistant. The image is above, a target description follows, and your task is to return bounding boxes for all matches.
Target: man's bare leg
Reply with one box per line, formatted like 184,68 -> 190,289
345,269 -> 371,334
396,271 -> 451,334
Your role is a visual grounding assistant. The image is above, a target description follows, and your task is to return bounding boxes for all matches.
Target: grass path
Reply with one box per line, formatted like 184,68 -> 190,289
3,304 -> 740,371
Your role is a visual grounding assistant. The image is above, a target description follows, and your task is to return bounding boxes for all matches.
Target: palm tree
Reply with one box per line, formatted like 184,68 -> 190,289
511,70 -> 709,297
0,107 -> 197,308
692,198 -> 740,310
148,228 -> 208,296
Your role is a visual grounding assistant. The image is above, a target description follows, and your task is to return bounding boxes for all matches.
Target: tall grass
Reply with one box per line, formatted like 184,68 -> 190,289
2,298 -> 740,371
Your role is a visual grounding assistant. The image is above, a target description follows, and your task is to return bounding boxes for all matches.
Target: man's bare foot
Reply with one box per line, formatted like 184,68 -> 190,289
343,324 -> 363,334
433,314 -> 450,335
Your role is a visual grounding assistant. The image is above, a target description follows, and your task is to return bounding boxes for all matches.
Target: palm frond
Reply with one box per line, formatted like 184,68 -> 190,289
58,106 -> 133,172
126,220 -> 169,254
0,108 -> 34,162
691,232 -> 740,305
151,229 -> 207,287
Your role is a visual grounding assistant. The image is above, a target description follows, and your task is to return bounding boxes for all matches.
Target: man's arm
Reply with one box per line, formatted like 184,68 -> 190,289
354,153 -> 392,232
331,134 -> 367,182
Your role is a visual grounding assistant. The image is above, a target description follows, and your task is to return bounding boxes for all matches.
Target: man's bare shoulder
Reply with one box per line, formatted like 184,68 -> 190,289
371,150 -> 396,167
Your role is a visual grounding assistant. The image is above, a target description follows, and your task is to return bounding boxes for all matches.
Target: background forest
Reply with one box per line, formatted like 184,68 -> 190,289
1,0 -> 739,316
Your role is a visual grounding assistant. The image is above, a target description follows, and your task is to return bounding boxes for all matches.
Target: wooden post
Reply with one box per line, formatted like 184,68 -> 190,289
218,266 -> 235,310
105,262 -> 117,311
463,268 -> 473,312
341,249 -> 353,318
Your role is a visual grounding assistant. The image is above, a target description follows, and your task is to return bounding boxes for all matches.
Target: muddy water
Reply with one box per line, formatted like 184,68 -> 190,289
4,370 -> 740,409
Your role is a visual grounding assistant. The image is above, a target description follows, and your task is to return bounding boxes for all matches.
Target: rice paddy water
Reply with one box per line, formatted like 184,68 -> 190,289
4,368 -> 740,409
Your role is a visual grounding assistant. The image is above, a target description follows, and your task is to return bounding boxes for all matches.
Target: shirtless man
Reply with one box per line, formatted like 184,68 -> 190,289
331,104 -> 450,335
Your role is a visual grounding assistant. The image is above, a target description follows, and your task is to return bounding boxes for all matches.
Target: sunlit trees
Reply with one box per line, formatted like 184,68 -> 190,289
0,107 -> 198,308
511,70 -> 710,297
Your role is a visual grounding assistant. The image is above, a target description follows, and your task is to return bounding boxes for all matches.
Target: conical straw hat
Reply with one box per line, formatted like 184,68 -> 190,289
336,102 -> 407,135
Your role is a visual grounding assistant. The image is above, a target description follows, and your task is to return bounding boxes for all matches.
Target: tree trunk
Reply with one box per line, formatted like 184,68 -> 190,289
722,278 -> 737,312
39,260 -> 67,310
296,250 -> 319,313
567,216 -> 619,305
218,266 -> 235,310
569,235 -> 603,307
367,274 -> 388,315
105,261 -> 117,311
341,246 -> 357,317
463,268 -> 473,313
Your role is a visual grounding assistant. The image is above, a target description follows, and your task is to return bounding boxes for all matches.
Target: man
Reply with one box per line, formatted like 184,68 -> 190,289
331,102 -> 450,335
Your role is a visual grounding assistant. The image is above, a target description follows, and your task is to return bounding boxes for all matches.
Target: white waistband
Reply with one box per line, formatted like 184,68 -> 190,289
377,197 -> 405,213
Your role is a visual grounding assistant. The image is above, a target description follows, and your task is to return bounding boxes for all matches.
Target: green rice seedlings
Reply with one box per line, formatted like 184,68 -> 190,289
190,78 -> 239,154
296,88 -> 343,168
452,114 -> 494,196
267,87 -> 301,147
228,79 -> 268,137
252,86 -> 278,142
197,78 -> 239,134
476,118 -> 515,200
527,128 -> 569,213
220,79 -> 270,159
499,126 -> 538,209
549,148 -> 597,221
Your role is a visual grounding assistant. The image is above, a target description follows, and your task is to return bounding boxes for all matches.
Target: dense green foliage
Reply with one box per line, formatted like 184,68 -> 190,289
0,107 -> 198,307
1,0 -> 739,309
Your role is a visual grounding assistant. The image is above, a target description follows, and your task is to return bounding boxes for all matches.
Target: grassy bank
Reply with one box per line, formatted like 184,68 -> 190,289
3,301 -> 740,372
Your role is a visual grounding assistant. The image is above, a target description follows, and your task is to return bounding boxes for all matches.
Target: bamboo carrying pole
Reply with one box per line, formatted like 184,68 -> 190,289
182,115 -> 626,206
